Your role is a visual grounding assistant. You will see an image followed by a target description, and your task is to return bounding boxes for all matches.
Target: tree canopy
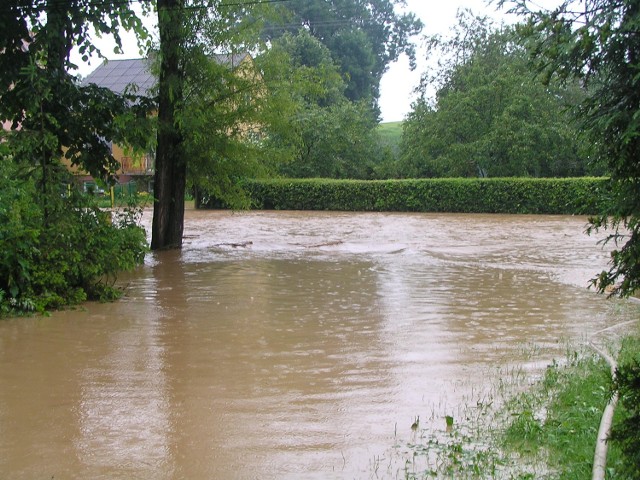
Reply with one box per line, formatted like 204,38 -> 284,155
0,0 -> 150,312
0,0 -> 152,180
255,30 -> 390,180
262,0 -> 422,108
400,12 -> 596,179
507,0 -> 640,298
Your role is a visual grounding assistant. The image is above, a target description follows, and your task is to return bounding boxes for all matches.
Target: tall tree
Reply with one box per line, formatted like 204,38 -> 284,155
151,0 -> 187,250
400,12 -> 593,178
507,0 -> 640,297
269,30 -> 347,107
151,0 -> 272,249
262,0 -> 422,107
257,30 -> 388,179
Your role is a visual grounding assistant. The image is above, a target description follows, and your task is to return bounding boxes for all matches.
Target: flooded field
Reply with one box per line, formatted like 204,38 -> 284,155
0,210 -> 637,479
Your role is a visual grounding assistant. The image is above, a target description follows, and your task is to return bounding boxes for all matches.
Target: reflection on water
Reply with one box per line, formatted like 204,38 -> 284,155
0,211 -> 637,479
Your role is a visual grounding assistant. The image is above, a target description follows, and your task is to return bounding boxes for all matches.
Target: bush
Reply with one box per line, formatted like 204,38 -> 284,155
0,160 -> 148,315
199,177 -> 608,215
611,339 -> 640,479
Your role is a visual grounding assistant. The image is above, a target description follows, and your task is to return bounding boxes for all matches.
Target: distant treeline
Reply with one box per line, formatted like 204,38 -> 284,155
197,177 -> 609,215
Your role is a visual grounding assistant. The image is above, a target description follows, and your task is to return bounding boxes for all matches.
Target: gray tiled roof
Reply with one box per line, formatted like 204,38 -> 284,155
83,58 -> 155,97
82,53 -> 250,98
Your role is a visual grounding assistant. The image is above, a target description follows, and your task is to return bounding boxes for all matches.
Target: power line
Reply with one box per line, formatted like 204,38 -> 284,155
3,0 -> 390,34
2,0 -> 293,11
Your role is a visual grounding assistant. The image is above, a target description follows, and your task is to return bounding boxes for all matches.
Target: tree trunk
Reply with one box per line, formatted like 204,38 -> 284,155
151,0 -> 186,250
42,1 -> 72,226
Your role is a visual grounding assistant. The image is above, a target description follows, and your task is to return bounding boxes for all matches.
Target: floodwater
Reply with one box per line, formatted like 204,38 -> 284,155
0,210 -> 638,479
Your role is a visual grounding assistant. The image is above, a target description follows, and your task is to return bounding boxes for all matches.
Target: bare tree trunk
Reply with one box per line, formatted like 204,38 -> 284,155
151,0 -> 186,250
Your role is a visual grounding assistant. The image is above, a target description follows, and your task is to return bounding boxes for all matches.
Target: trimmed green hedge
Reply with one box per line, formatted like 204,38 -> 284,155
199,177 -> 609,215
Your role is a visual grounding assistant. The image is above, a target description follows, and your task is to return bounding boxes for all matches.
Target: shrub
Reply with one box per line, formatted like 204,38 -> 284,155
199,177 -> 608,215
611,339 -> 640,479
0,160 -> 148,315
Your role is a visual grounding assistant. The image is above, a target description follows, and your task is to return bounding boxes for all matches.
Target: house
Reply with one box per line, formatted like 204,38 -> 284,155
71,53 -> 256,193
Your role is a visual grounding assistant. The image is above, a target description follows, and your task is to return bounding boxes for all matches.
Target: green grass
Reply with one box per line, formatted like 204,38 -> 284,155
377,121 -> 403,154
503,353 -> 625,479
95,191 -> 153,209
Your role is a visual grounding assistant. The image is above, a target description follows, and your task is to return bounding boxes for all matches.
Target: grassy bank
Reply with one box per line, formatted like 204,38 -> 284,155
389,325 -> 640,478
377,121 -> 403,156
503,352 -> 622,478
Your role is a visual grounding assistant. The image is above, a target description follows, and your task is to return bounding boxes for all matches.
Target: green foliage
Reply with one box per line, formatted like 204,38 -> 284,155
0,0 -> 152,304
262,0 -> 423,105
276,101 -> 389,179
0,0 -> 150,79
199,177 -> 607,214
509,0 -> 640,296
181,53 -> 270,210
400,12 -> 596,179
611,337 -> 640,479
267,30 -> 347,108
506,409 -> 543,445
328,28 -> 378,103
0,0 -> 153,183
0,163 -> 40,305
0,160 -> 147,315
258,32 -> 390,180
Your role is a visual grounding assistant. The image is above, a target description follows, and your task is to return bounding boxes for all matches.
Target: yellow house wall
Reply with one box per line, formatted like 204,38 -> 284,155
61,139 -> 152,177
228,56 -> 265,137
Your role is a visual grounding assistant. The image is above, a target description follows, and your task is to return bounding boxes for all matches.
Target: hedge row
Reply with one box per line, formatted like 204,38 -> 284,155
199,177 -> 609,215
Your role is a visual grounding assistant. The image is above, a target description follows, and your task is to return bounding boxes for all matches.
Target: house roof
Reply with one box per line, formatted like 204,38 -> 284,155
82,53 -> 251,98
82,58 -> 155,96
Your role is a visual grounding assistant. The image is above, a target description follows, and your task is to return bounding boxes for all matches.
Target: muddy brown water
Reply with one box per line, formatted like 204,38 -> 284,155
1,210 -> 638,479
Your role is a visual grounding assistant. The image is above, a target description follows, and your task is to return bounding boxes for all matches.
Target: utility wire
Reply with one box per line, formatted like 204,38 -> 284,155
3,0 -> 386,33
2,0 -> 293,12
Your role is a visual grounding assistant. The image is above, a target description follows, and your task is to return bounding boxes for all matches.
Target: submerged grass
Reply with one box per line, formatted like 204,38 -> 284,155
384,332 -> 640,479
380,362 -> 541,479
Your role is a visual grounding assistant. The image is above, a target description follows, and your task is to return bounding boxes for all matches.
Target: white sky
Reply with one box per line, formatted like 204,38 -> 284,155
74,0 -> 554,123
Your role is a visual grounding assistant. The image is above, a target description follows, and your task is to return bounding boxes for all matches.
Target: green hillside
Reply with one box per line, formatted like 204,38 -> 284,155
377,121 -> 403,154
